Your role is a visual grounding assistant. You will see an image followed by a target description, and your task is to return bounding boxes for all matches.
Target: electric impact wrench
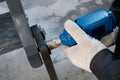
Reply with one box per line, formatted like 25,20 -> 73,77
47,8 -> 116,50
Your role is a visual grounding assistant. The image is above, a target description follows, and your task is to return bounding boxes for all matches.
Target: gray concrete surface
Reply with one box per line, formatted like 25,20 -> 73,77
0,0 -> 114,80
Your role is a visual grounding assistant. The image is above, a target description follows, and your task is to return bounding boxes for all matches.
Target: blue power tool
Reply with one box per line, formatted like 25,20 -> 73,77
59,8 -> 116,46
47,8 -> 117,50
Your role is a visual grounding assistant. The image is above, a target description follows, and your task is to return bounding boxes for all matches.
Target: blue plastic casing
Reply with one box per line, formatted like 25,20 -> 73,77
60,9 -> 116,46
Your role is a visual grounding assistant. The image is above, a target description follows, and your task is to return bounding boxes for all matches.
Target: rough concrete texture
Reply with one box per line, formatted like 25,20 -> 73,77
0,0 -> 114,80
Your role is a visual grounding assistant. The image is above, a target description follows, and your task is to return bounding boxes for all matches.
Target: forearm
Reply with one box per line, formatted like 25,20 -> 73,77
90,49 -> 120,80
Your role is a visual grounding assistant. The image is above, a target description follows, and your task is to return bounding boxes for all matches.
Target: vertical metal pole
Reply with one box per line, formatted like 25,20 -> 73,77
5,0 -> 43,68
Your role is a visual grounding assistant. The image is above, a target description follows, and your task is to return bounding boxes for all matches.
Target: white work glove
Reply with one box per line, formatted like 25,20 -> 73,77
62,20 -> 106,72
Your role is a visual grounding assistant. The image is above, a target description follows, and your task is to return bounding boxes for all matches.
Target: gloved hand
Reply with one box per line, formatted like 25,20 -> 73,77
62,20 -> 106,72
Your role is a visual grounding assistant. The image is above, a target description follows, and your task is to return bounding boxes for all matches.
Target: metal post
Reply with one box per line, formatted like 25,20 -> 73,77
5,0 -> 43,68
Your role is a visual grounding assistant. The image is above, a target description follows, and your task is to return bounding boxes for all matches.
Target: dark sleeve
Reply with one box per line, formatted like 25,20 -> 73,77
90,49 -> 120,80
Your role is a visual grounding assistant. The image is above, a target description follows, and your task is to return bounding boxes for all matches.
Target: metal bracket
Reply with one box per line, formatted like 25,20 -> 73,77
4,0 -> 59,80
31,25 -> 58,80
